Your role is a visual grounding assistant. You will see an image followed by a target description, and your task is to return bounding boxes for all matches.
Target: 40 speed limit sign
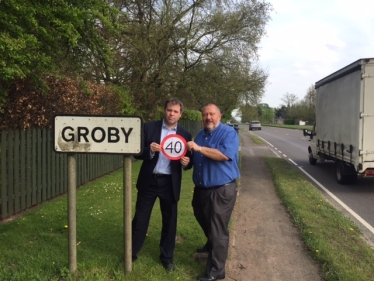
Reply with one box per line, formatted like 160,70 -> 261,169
161,134 -> 187,160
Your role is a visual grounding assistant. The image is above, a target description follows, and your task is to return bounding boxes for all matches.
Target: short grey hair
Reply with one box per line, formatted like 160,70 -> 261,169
201,103 -> 221,114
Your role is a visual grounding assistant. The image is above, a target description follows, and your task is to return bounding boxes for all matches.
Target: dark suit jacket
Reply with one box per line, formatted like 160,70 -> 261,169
134,120 -> 192,202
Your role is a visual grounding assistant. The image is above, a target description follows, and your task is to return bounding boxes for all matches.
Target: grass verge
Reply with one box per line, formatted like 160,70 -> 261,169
0,161 -> 205,281
263,124 -> 313,131
2,151 -> 374,280
265,157 -> 374,281
247,132 -> 264,145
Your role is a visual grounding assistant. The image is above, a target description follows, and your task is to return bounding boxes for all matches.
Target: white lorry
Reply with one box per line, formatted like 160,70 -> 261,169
303,58 -> 374,184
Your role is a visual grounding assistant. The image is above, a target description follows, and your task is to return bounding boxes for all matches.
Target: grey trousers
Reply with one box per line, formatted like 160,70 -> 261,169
192,181 -> 238,277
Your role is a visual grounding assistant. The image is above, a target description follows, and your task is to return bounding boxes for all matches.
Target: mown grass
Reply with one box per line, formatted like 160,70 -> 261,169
0,161 -> 205,281
2,149 -> 374,280
247,132 -> 264,145
265,157 -> 374,281
263,123 -> 313,131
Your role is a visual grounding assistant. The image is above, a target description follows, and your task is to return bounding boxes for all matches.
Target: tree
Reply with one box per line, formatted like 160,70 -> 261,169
257,103 -> 274,124
274,106 -> 287,119
300,84 -> 316,123
0,0 -> 120,99
105,0 -> 272,119
239,104 -> 258,123
1,0 -> 272,122
305,84 -> 316,105
280,92 -> 298,120
279,85 -> 316,124
281,92 -> 298,108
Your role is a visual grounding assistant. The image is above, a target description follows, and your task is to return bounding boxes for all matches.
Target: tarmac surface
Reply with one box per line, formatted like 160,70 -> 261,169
223,130 -> 323,280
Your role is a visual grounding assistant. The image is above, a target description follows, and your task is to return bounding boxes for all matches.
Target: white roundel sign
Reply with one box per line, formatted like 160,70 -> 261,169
161,134 -> 187,160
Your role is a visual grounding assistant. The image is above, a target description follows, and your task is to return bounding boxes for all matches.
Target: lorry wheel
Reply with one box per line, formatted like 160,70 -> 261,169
309,153 -> 317,165
335,161 -> 349,184
335,160 -> 358,184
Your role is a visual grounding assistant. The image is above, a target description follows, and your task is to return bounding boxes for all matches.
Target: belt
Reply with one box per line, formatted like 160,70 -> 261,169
196,179 -> 236,190
153,173 -> 171,178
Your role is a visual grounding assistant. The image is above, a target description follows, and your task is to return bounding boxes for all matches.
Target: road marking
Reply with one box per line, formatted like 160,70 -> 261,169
299,167 -> 374,235
252,132 -> 374,236
271,149 -> 282,158
249,133 -> 280,157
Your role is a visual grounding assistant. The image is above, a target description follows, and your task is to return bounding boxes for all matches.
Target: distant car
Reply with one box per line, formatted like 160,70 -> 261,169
249,121 -> 261,130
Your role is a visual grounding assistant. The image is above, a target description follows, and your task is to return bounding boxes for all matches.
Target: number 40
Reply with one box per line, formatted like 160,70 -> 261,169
165,141 -> 182,153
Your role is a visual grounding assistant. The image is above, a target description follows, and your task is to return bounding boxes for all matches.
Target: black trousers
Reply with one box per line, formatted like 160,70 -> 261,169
192,181 -> 237,277
132,176 -> 177,263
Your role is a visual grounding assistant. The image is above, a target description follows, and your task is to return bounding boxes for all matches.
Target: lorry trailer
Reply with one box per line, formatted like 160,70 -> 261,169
304,58 -> 374,184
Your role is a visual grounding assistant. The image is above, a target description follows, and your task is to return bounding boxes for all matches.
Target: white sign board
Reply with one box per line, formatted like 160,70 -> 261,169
54,115 -> 143,154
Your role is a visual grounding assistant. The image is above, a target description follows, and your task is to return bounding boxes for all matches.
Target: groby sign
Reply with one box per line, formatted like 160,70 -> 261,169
54,115 -> 143,154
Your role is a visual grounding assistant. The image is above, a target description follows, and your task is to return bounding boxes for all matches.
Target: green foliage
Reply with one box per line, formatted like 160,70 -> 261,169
141,107 -> 202,122
108,85 -> 136,115
221,110 -> 234,122
274,85 -> 316,122
257,103 -> 274,123
110,0 -> 271,116
181,109 -> 202,121
284,119 -> 295,125
0,0 -> 77,80
152,107 -> 165,121
240,104 -> 258,123
0,0 -> 272,119
0,0 -> 121,102
275,106 -> 287,119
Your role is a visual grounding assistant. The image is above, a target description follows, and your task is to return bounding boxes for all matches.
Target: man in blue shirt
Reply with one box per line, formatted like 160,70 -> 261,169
187,103 -> 240,281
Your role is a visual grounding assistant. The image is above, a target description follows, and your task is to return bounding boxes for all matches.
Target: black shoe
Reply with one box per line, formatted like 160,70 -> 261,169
196,245 -> 209,253
132,256 -> 138,262
197,273 -> 225,281
161,262 -> 175,272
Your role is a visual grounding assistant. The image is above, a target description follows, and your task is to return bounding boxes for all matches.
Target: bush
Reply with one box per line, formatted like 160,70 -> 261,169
284,119 -> 295,125
1,76 -> 124,129
181,109 -> 202,121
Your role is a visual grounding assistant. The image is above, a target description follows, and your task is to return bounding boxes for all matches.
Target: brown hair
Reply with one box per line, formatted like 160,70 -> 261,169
164,98 -> 184,113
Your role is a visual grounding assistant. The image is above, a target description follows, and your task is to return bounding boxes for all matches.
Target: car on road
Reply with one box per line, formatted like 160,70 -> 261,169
249,121 -> 261,130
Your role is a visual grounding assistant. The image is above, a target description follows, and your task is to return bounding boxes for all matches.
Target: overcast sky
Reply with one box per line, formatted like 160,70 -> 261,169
258,0 -> 374,108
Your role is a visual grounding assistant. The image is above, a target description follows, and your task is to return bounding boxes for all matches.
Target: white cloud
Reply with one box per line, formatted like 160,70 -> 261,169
258,0 -> 374,108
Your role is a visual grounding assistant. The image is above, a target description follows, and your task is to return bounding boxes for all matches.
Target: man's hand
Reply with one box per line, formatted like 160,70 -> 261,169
150,142 -> 161,153
180,156 -> 190,167
187,141 -> 198,151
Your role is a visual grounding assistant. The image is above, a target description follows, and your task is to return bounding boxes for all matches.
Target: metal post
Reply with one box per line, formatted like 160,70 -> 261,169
123,156 -> 132,273
68,154 -> 77,274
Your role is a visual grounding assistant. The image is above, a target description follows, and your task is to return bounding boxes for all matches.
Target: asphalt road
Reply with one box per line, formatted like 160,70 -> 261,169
239,124 -> 374,246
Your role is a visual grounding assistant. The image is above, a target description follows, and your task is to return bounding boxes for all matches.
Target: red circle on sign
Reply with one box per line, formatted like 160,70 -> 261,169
161,134 -> 187,160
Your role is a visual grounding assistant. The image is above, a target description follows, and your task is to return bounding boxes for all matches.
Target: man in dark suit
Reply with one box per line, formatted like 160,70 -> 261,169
132,98 -> 192,271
